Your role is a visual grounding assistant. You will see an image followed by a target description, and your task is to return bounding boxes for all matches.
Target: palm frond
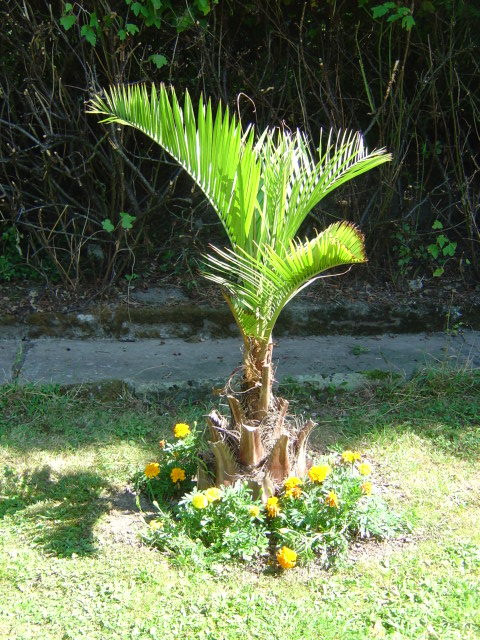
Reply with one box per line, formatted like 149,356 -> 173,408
88,83 -> 262,249
203,221 -> 367,341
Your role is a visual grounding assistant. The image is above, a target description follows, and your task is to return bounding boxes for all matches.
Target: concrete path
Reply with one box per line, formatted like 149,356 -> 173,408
1,331 -> 479,399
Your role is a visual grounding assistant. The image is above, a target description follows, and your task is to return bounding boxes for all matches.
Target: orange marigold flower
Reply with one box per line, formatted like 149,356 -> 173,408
265,496 -> 280,518
159,439 -> 166,449
361,481 -> 372,496
325,490 -> 339,508
174,423 -> 191,438
308,464 -> 331,484
145,462 -> 160,479
277,546 -> 297,569
358,462 -> 372,476
286,486 -> 303,499
170,467 -> 186,483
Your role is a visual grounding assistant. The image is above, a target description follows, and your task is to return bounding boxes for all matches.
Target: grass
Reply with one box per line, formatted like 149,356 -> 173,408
1,369 -> 480,639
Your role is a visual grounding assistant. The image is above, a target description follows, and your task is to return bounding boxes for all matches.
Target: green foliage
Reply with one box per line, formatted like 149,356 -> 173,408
427,220 -> 458,277
89,84 -> 391,343
372,2 -> 416,30
139,428 -> 404,569
136,422 -> 204,501
0,226 -> 39,282
271,455 -> 405,567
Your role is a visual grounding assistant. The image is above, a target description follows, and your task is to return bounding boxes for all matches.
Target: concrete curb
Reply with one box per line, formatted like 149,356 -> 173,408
1,331 -> 478,400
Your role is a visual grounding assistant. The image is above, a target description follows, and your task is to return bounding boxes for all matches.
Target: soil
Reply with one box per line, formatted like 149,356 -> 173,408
1,269 -> 479,327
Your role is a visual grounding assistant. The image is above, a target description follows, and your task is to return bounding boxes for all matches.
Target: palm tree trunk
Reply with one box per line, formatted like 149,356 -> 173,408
200,337 -> 315,498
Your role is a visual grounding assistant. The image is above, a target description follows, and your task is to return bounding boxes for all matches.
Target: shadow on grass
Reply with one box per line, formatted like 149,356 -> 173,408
0,464 -> 111,557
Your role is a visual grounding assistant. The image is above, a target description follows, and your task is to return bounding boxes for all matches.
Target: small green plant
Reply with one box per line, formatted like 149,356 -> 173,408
427,219 -> 458,277
139,423 -> 404,569
136,422 -> 204,502
0,226 -> 37,282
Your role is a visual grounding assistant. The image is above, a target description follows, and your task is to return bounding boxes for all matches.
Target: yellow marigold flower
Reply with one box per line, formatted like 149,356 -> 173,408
174,423 -> 191,438
358,462 -> 372,476
265,496 -> 281,518
308,464 -> 331,484
149,519 -> 164,531
249,505 -> 260,518
145,462 -> 160,479
361,481 -> 372,496
170,467 -> 186,483
353,451 -> 362,461
205,487 -> 222,503
192,493 -> 208,509
325,490 -> 339,508
277,546 -> 297,569
286,486 -> 303,499
284,476 -> 302,490
341,450 -> 355,464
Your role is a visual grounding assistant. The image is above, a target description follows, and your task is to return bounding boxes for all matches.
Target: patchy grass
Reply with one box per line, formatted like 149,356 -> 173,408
1,370 -> 480,639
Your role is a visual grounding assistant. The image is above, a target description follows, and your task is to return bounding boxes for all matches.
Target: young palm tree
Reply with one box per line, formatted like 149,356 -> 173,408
88,84 -> 391,495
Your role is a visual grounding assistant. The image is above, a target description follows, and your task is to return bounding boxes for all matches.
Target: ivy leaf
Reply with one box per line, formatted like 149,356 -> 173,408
102,219 -> 115,233
437,234 -> 447,248
443,242 -> 456,257
126,22 -> 140,35
372,2 -> 395,19
118,29 -> 127,41
402,14 -> 416,30
432,219 -> 443,230
81,24 -> 97,46
120,212 -> 136,230
131,2 -> 144,16
427,244 -> 439,259
196,0 -> 211,16
433,267 -> 444,277
60,14 -> 76,30
149,54 -> 168,68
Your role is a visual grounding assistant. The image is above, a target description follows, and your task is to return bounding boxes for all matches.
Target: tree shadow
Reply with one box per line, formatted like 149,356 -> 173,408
1,464 -> 111,557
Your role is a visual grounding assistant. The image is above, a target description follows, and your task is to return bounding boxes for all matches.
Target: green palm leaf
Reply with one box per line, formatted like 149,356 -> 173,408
88,83 -> 262,249
203,221 -> 367,341
88,83 -> 391,343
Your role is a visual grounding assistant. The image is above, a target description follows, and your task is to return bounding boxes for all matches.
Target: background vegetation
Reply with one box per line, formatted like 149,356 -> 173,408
1,0 -> 479,288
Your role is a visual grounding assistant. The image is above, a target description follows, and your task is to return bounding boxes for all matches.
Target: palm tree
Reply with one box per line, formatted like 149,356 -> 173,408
88,84 -> 391,495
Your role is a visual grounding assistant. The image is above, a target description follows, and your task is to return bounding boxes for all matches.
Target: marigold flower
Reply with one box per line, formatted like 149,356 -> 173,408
249,505 -> 260,518
358,462 -> 372,476
284,476 -> 302,490
265,496 -> 281,517
149,519 -> 164,531
204,487 -> 222,503
341,450 -> 355,464
325,490 -> 339,508
361,481 -> 372,496
170,467 -> 186,483
286,486 -> 303,499
159,439 -> 166,449
192,493 -> 208,509
353,451 -> 362,461
145,462 -> 160,479
308,464 -> 331,484
277,546 -> 297,569
174,423 -> 191,438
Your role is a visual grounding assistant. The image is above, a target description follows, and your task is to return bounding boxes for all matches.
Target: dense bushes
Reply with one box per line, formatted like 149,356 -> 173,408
1,0 -> 478,286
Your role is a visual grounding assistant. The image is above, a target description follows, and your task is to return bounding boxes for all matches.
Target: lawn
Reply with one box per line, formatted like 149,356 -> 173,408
1,369 -> 479,640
